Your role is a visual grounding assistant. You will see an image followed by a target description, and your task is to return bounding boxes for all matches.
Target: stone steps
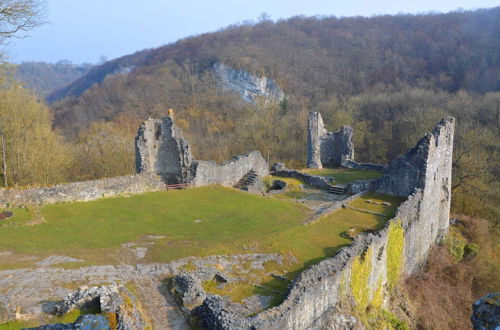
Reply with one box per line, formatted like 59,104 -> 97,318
234,170 -> 258,191
328,185 -> 345,195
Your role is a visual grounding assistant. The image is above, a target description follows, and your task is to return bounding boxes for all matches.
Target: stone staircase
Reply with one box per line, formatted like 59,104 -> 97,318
234,169 -> 258,191
328,184 -> 346,195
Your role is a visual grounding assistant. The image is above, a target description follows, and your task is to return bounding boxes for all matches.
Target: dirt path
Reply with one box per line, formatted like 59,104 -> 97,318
134,277 -> 189,330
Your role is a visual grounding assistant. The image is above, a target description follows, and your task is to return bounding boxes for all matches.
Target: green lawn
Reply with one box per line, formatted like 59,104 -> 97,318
302,167 -> 383,184
0,186 -> 310,265
0,185 -> 402,313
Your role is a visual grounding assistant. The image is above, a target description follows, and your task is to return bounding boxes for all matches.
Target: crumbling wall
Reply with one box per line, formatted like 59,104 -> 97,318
193,118 -> 455,329
136,115 -> 269,189
192,151 -> 268,187
307,112 -> 354,168
374,117 -> 455,272
270,163 -> 333,190
135,116 -> 195,184
0,173 -> 166,207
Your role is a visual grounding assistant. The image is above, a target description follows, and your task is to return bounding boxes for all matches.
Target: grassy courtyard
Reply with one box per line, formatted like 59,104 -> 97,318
0,185 -> 403,314
0,186 -> 310,267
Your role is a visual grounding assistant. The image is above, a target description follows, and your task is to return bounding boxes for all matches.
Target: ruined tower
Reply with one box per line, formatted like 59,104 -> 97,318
135,112 -> 195,184
306,112 -> 354,168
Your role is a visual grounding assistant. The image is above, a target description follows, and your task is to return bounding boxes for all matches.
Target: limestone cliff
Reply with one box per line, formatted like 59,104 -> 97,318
213,63 -> 284,103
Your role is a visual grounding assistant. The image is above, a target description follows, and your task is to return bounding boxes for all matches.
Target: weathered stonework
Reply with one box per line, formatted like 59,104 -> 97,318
192,152 -> 268,188
0,173 -> 166,207
193,118 -> 455,329
307,112 -> 354,168
135,115 -> 195,183
135,114 -> 269,190
271,163 -> 333,190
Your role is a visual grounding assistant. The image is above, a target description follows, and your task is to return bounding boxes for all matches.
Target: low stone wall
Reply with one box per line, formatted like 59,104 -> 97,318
192,151 -> 268,187
345,179 -> 373,194
302,191 -> 365,225
0,173 -> 166,207
271,169 -> 333,190
343,160 -> 385,172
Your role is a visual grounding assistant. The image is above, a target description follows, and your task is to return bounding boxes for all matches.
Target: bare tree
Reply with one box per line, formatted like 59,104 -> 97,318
0,123 -> 6,187
0,0 -> 46,44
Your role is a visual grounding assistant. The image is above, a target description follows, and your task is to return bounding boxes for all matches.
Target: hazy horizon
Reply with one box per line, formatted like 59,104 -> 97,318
8,0 -> 499,64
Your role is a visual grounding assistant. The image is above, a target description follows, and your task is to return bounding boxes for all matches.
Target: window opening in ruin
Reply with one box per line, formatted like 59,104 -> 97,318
155,124 -> 161,140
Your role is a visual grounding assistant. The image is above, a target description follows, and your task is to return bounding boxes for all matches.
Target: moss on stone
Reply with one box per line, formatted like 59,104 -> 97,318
350,248 -> 372,311
371,277 -> 384,308
387,220 -> 404,290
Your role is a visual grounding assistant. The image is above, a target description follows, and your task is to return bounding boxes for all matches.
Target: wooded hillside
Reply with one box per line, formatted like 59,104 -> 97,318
5,8 -> 500,222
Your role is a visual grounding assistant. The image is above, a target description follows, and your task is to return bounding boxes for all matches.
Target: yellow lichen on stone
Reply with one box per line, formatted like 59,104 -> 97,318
387,220 -> 404,290
350,248 -> 372,311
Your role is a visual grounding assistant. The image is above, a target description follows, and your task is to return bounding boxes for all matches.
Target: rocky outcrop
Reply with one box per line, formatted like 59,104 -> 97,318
213,63 -> 284,103
28,314 -> 110,330
471,292 -> 500,330
172,273 -> 206,310
307,112 -> 354,168
49,285 -> 145,330
0,295 -> 12,323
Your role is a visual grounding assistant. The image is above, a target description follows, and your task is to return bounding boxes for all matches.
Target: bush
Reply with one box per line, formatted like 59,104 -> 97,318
464,243 -> 479,260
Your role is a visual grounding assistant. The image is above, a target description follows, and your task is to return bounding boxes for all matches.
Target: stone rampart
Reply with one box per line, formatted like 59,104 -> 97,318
0,173 -> 166,207
193,118 -> 455,329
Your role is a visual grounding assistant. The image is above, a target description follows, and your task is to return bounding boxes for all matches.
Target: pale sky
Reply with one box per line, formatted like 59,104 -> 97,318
8,0 -> 500,64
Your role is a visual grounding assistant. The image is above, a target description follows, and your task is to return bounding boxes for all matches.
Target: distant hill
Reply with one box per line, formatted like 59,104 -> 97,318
15,61 -> 93,97
49,7 -> 500,135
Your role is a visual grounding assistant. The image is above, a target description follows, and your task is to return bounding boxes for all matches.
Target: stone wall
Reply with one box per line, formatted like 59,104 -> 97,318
193,118 -> 455,329
136,114 -> 269,190
271,165 -> 333,190
306,112 -> 354,168
192,151 -> 268,187
0,173 -> 166,207
343,160 -> 386,172
135,115 -> 195,184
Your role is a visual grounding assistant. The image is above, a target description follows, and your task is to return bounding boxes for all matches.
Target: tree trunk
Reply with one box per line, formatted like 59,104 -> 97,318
0,129 -> 7,187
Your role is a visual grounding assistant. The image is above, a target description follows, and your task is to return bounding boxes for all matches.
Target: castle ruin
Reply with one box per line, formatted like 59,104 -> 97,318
135,111 -> 269,190
306,112 -> 354,168
192,116 -> 456,329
